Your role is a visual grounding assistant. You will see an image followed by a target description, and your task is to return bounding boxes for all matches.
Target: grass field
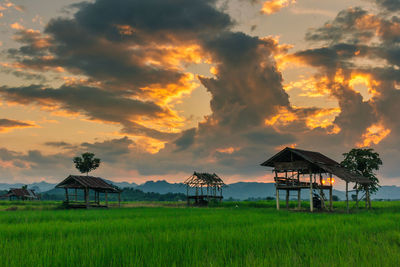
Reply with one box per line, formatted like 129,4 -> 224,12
0,201 -> 399,266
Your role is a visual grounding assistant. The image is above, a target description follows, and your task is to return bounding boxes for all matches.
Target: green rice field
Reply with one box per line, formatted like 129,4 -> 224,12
0,201 -> 399,266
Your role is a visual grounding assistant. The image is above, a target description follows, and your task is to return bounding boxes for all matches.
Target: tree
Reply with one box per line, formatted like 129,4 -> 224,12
73,152 -> 101,176
340,148 -> 382,208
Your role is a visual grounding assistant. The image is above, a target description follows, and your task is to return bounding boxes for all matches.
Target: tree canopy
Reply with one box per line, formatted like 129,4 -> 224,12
73,152 -> 101,176
340,148 -> 382,194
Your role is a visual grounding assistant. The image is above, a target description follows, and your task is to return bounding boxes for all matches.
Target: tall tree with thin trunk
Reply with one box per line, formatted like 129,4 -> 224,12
73,152 -> 101,176
340,148 -> 382,208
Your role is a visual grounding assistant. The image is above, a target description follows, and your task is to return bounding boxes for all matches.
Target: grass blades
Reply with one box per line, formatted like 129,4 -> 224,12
0,201 -> 399,266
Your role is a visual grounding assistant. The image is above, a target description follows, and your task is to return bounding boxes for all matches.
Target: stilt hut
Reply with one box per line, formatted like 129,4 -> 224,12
184,172 -> 225,205
261,147 -> 372,212
55,175 -> 122,208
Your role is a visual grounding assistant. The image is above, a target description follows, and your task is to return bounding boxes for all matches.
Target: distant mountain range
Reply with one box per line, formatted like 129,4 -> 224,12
1,180 -> 399,200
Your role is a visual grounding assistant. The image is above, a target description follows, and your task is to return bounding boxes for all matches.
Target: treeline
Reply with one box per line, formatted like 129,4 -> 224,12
40,187 -> 186,201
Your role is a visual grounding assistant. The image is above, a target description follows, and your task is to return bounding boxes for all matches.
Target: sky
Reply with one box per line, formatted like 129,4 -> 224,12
0,0 -> 399,187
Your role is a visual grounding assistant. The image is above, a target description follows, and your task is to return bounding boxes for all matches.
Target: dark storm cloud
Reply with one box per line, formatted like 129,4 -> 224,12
199,32 -> 290,130
8,0 -> 233,93
305,7 -> 372,45
80,137 -> 134,163
174,128 -> 196,151
372,0 -> 400,12
73,0 -> 232,39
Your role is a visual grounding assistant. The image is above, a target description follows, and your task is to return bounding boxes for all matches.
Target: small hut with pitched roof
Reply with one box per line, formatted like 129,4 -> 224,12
55,175 -> 122,208
184,172 -> 225,205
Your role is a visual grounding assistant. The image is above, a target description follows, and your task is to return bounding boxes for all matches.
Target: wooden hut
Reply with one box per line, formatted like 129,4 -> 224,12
261,147 -> 372,212
184,172 -> 225,205
55,175 -> 122,208
1,187 -> 39,201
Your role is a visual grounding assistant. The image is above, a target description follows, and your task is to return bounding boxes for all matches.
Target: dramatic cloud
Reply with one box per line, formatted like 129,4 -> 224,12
1,0 -> 400,183
0,118 -> 36,132
261,0 -> 296,14
0,84 -> 179,140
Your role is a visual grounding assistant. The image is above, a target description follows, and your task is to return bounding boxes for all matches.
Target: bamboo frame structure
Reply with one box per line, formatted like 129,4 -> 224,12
184,172 -> 225,206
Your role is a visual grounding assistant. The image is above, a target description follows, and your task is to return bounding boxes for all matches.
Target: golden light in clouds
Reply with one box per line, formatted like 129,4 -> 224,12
305,108 -> 340,132
10,22 -> 24,30
264,107 -> 297,126
135,137 -> 167,154
357,124 -> 391,147
349,73 -> 380,99
141,73 -> 198,106
284,76 -> 331,97
261,0 -> 296,15
216,147 -> 237,154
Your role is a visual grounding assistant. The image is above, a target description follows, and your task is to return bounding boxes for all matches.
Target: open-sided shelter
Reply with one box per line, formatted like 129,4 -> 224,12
0,188 -> 39,201
184,172 -> 225,205
261,147 -> 372,212
55,175 -> 122,208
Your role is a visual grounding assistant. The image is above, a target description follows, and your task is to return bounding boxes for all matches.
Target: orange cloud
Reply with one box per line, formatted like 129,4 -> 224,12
305,108 -> 341,133
265,106 -> 297,126
216,147 -> 238,154
140,73 -> 198,105
357,123 -> 391,147
349,72 -> 380,99
10,22 -> 24,30
261,0 -> 296,15
135,136 -> 167,154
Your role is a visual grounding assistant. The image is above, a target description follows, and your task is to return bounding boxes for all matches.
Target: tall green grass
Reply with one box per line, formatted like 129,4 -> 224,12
0,201 -> 399,266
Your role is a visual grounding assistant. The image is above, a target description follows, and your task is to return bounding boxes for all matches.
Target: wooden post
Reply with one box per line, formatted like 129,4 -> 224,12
85,188 -> 89,209
220,187 -> 223,203
319,174 -> 325,209
297,189 -> 301,209
65,188 -> 69,203
276,186 -> 280,210
186,185 -> 189,206
75,188 -> 77,201
118,192 -> 121,207
355,182 -> 359,208
346,181 -> 349,213
286,190 -> 290,209
329,173 -> 333,211
309,173 -> 313,212
105,192 -> 108,207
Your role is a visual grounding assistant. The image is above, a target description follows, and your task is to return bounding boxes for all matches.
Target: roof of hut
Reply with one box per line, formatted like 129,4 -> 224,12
261,147 -> 372,184
184,172 -> 225,187
55,175 -> 121,192
3,188 -> 38,199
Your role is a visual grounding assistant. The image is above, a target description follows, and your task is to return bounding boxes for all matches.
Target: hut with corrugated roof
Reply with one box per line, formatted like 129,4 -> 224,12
55,175 -> 122,208
184,172 -> 225,205
261,147 -> 372,212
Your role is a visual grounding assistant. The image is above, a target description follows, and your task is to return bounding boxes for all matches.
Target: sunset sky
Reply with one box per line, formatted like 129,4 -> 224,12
0,0 -> 399,187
